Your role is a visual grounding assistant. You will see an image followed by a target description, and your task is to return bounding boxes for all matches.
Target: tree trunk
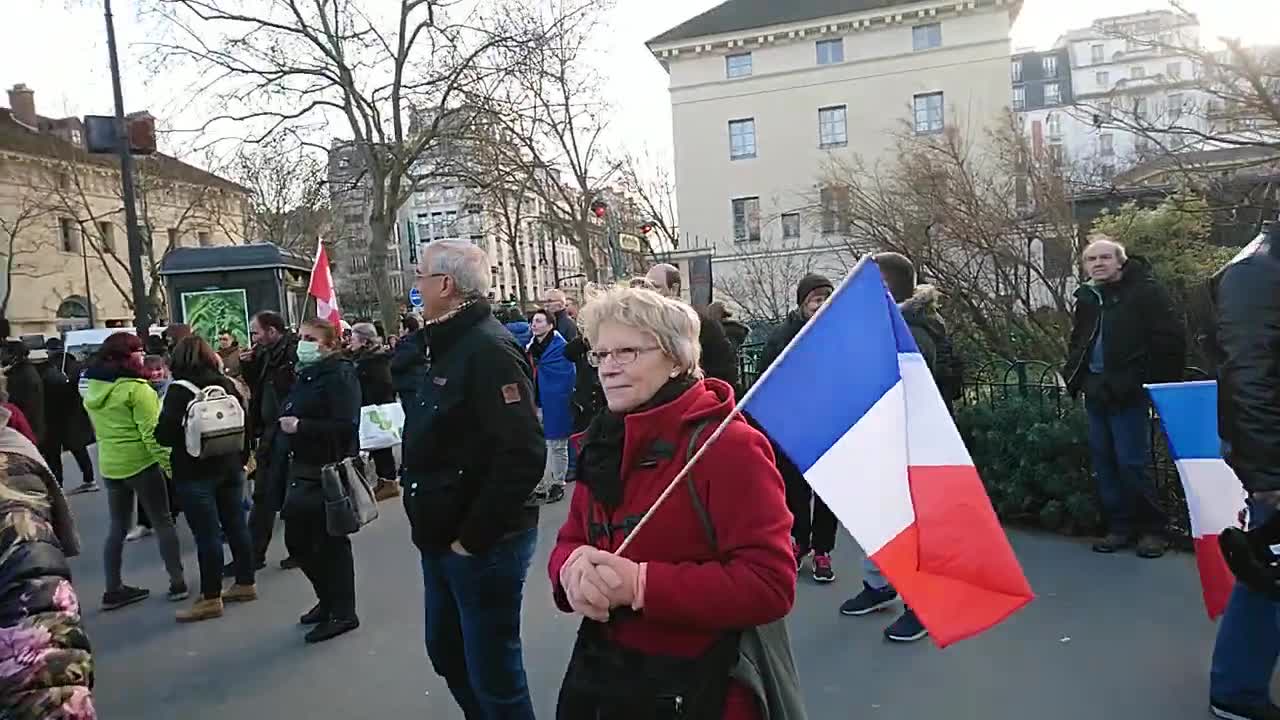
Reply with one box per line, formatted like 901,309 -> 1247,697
509,237 -> 529,307
573,217 -> 599,284
368,214 -> 400,333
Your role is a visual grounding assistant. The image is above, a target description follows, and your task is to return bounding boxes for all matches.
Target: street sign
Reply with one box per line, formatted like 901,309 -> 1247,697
408,287 -> 423,308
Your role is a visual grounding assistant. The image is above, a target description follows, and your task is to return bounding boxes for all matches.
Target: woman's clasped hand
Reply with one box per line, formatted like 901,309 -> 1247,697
559,546 -> 644,621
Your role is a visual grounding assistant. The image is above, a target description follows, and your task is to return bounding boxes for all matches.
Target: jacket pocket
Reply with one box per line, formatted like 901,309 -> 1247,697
404,468 -> 466,550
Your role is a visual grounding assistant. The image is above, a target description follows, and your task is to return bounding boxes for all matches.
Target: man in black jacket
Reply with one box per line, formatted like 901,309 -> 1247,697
644,263 -> 740,393
2,342 -> 44,447
1064,237 -> 1185,559
403,240 -> 544,720
39,339 -> 96,492
541,288 -> 578,344
1207,221 -> 1280,720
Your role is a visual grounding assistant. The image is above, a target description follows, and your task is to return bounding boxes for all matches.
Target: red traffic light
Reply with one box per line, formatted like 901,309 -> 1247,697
590,200 -> 607,219
639,222 -> 653,234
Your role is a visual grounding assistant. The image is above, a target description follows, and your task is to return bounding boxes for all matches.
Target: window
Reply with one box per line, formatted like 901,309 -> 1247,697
1096,71 -> 1110,87
913,92 -> 944,134
1012,86 -> 1026,110
1126,37 -> 1141,52
1042,55 -> 1058,77
96,221 -> 114,251
782,212 -> 801,239
1010,59 -> 1023,82
344,212 -> 362,224
820,186 -> 850,235
912,23 -> 942,51
338,157 -> 350,170
1091,44 -> 1105,63
725,53 -> 752,79
1166,62 -> 1182,80
167,228 -> 179,247
728,119 -> 756,159
1134,97 -> 1148,120
818,105 -> 848,147
1131,66 -> 1146,79
1168,93 -> 1184,120
1047,113 -> 1062,138
59,218 -> 79,253
1048,144 -> 1065,167
1099,99 -> 1114,118
816,39 -> 844,65
1099,134 -> 1114,157
71,129 -> 82,146
731,197 -> 760,243
1136,135 -> 1151,153
1044,82 -> 1061,105
197,230 -> 211,247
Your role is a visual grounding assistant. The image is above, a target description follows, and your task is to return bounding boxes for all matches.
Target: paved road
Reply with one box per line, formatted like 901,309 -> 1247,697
58,453 -> 1240,719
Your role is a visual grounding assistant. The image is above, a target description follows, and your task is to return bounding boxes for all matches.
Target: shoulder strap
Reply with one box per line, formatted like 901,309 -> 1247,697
172,380 -> 201,396
683,419 -> 719,556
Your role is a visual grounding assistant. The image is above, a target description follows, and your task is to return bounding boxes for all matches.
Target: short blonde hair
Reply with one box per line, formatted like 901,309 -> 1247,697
580,286 -> 702,376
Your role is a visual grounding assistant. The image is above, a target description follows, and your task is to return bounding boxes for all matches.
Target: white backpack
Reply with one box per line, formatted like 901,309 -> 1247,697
171,380 -> 245,459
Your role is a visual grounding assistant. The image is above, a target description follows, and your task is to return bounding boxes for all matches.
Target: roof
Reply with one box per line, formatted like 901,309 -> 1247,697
649,0 -> 924,46
1115,145 -> 1280,184
0,109 -> 250,195
159,243 -> 312,276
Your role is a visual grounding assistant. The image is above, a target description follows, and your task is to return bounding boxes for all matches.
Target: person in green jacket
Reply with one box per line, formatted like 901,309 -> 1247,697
82,332 -> 186,610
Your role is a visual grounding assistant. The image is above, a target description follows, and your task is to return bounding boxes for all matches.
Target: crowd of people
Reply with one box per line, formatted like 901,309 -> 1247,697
1,221 -> 1280,719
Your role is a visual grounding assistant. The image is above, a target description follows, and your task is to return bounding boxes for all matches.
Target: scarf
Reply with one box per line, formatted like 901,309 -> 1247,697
579,375 -> 697,510
423,298 -> 480,328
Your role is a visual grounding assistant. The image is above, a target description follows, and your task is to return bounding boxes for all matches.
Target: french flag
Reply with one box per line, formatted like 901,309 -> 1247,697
1146,381 -> 1246,619
745,258 -> 1033,647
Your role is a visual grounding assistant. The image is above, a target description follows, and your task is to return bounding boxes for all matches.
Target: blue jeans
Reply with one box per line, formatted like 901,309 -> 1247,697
1085,399 -> 1164,537
864,557 -> 893,591
421,529 -> 537,719
1211,502 -> 1280,706
175,470 -> 254,599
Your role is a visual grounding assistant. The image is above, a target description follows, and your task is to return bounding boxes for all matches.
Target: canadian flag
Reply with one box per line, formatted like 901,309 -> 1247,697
309,243 -> 342,326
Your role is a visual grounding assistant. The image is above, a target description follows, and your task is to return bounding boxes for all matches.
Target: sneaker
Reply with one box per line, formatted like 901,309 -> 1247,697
1210,699 -> 1280,720
792,540 -> 810,571
299,604 -> 330,626
223,583 -> 258,603
525,490 -> 550,507
1137,533 -> 1168,559
840,582 -> 899,616
102,585 -> 150,610
812,553 -> 836,583
67,482 -> 100,495
167,583 -> 190,602
280,556 -> 300,570
305,617 -> 360,644
175,597 -> 223,623
373,479 -> 401,502
125,525 -> 153,542
884,607 -> 929,643
547,485 -> 566,503
1091,532 -> 1133,554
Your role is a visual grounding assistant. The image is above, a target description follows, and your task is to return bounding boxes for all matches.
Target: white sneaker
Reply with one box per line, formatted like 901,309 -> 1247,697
125,526 -> 153,542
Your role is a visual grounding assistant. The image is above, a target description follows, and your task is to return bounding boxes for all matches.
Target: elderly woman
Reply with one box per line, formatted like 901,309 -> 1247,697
348,322 -> 400,501
549,286 -> 797,719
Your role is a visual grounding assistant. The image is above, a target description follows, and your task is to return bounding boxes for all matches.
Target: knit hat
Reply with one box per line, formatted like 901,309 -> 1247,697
796,273 -> 834,307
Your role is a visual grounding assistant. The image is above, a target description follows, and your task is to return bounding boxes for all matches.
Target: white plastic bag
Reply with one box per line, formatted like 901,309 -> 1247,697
358,403 -> 404,450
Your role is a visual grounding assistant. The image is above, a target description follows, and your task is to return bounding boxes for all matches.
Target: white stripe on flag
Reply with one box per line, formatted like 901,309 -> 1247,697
804,381 -> 914,556
1175,458 -> 1247,538
900,353 -> 972,467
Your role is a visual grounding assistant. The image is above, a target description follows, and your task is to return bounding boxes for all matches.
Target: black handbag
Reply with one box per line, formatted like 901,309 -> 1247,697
320,454 -> 379,536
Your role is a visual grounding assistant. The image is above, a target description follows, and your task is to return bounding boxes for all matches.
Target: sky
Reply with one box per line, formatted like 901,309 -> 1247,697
2,0 -> 1276,175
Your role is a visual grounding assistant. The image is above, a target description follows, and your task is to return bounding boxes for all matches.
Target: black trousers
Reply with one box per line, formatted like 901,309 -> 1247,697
39,440 -> 94,488
284,484 -> 356,620
370,447 -> 397,481
785,472 -> 838,555
249,449 -> 283,563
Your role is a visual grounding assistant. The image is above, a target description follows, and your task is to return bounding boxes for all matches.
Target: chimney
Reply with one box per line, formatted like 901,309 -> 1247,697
7,84 -> 36,128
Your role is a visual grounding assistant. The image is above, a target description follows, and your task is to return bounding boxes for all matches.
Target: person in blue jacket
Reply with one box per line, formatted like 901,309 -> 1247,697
501,306 -> 533,348
526,309 -> 575,504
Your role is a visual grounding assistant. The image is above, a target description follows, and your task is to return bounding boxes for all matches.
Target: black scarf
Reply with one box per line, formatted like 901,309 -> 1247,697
579,375 -> 697,510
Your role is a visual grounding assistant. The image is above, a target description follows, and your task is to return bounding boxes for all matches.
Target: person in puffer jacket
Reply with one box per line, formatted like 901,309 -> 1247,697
0,399 -> 95,719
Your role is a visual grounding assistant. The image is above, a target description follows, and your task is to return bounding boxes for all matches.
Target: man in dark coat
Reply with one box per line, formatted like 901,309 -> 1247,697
402,240 -> 545,719
645,263 -> 740,393
349,322 -> 400,501
1063,237 -> 1185,559
1206,221 -> 1280,720
390,315 -> 428,411
39,339 -> 96,492
541,289 -> 578,344
1,341 -> 45,446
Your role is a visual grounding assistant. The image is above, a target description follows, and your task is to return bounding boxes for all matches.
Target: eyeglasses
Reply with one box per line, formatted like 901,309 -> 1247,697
587,346 -> 661,367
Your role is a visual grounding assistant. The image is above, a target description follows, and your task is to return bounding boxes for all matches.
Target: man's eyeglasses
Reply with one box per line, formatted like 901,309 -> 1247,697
587,346 -> 661,367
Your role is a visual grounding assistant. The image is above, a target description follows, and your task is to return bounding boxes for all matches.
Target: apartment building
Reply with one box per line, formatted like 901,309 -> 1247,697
1011,47 -> 1074,166
648,0 -> 1020,279
326,140 -> 406,319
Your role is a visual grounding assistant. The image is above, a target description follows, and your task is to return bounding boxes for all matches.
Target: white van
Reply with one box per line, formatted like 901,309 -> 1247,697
64,326 -> 166,393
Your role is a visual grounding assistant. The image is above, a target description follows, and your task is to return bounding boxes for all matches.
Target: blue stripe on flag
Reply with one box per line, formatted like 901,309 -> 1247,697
1146,381 -> 1222,460
745,260 -> 902,473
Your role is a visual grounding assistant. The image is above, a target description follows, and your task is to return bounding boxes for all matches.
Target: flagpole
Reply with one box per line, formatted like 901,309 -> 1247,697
616,255 -> 873,555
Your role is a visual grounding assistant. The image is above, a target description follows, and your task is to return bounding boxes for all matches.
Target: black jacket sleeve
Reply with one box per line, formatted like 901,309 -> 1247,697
456,346 -> 546,554
154,383 -> 192,450
296,366 -> 361,455
9,364 -> 45,444
697,311 -> 739,391
1216,258 -> 1280,492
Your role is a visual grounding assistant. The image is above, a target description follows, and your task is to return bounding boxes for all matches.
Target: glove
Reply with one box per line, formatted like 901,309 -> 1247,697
583,549 -> 646,610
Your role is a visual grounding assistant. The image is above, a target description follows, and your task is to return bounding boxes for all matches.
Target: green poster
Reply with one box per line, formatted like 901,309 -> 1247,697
181,289 -> 250,347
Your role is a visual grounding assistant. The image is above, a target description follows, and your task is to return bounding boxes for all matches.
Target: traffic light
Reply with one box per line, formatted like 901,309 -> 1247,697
83,113 -> 157,155
590,200 -> 607,219
639,222 -> 654,235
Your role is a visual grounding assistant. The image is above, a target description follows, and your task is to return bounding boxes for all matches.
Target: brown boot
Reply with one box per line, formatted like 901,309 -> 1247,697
223,583 -> 258,603
175,597 -> 224,623
374,479 -> 401,502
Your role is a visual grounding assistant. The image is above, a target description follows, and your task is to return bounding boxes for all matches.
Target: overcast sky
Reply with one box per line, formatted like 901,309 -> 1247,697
3,0 -> 1276,172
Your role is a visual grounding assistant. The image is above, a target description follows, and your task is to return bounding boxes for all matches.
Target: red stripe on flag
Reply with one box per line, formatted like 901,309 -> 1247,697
1193,534 -> 1235,620
870,465 -> 1034,647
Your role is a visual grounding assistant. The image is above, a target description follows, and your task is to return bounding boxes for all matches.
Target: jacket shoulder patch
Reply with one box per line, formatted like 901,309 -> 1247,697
501,383 -> 521,404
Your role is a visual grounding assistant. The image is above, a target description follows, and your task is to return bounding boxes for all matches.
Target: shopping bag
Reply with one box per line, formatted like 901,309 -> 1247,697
359,403 -> 404,450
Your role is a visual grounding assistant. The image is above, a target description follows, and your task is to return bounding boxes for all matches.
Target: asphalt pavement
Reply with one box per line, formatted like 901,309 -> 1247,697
57,451 -> 1250,720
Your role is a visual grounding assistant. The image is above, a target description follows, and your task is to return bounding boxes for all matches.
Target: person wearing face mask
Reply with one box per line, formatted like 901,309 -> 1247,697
527,308 -> 576,505
82,332 -> 187,610
277,318 -> 362,643
550,285 -> 798,720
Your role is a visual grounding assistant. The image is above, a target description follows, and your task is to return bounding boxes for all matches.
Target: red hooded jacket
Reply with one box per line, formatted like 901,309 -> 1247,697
548,378 -> 796,720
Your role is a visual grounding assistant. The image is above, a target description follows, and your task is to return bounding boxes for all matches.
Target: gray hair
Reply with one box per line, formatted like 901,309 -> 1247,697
351,322 -> 379,343
1084,235 -> 1128,263
423,240 -> 491,300
580,285 -> 702,377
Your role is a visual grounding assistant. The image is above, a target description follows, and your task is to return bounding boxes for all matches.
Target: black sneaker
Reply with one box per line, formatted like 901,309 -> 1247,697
547,485 -> 566,503
1136,533 -> 1168,559
299,604 -> 330,626
840,582 -> 898,616
167,583 -> 190,602
1210,699 -> 1280,720
812,553 -> 835,583
884,607 -> 929,643
305,617 -> 359,643
1092,532 -> 1133,554
102,585 -> 150,611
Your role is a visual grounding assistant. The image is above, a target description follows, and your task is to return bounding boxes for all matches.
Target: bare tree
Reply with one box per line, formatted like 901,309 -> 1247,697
717,236 -> 821,325
619,150 -> 678,250
0,180 -> 59,318
143,0 -> 568,330
226,134 -> 329,252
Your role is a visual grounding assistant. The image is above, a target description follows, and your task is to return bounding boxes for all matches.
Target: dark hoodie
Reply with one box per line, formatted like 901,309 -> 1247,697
155,369 -> 248,482
350,345 -> 395,406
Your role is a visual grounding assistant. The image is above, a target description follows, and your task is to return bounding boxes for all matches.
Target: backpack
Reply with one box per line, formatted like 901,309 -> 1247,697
171,380 -> 245,458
